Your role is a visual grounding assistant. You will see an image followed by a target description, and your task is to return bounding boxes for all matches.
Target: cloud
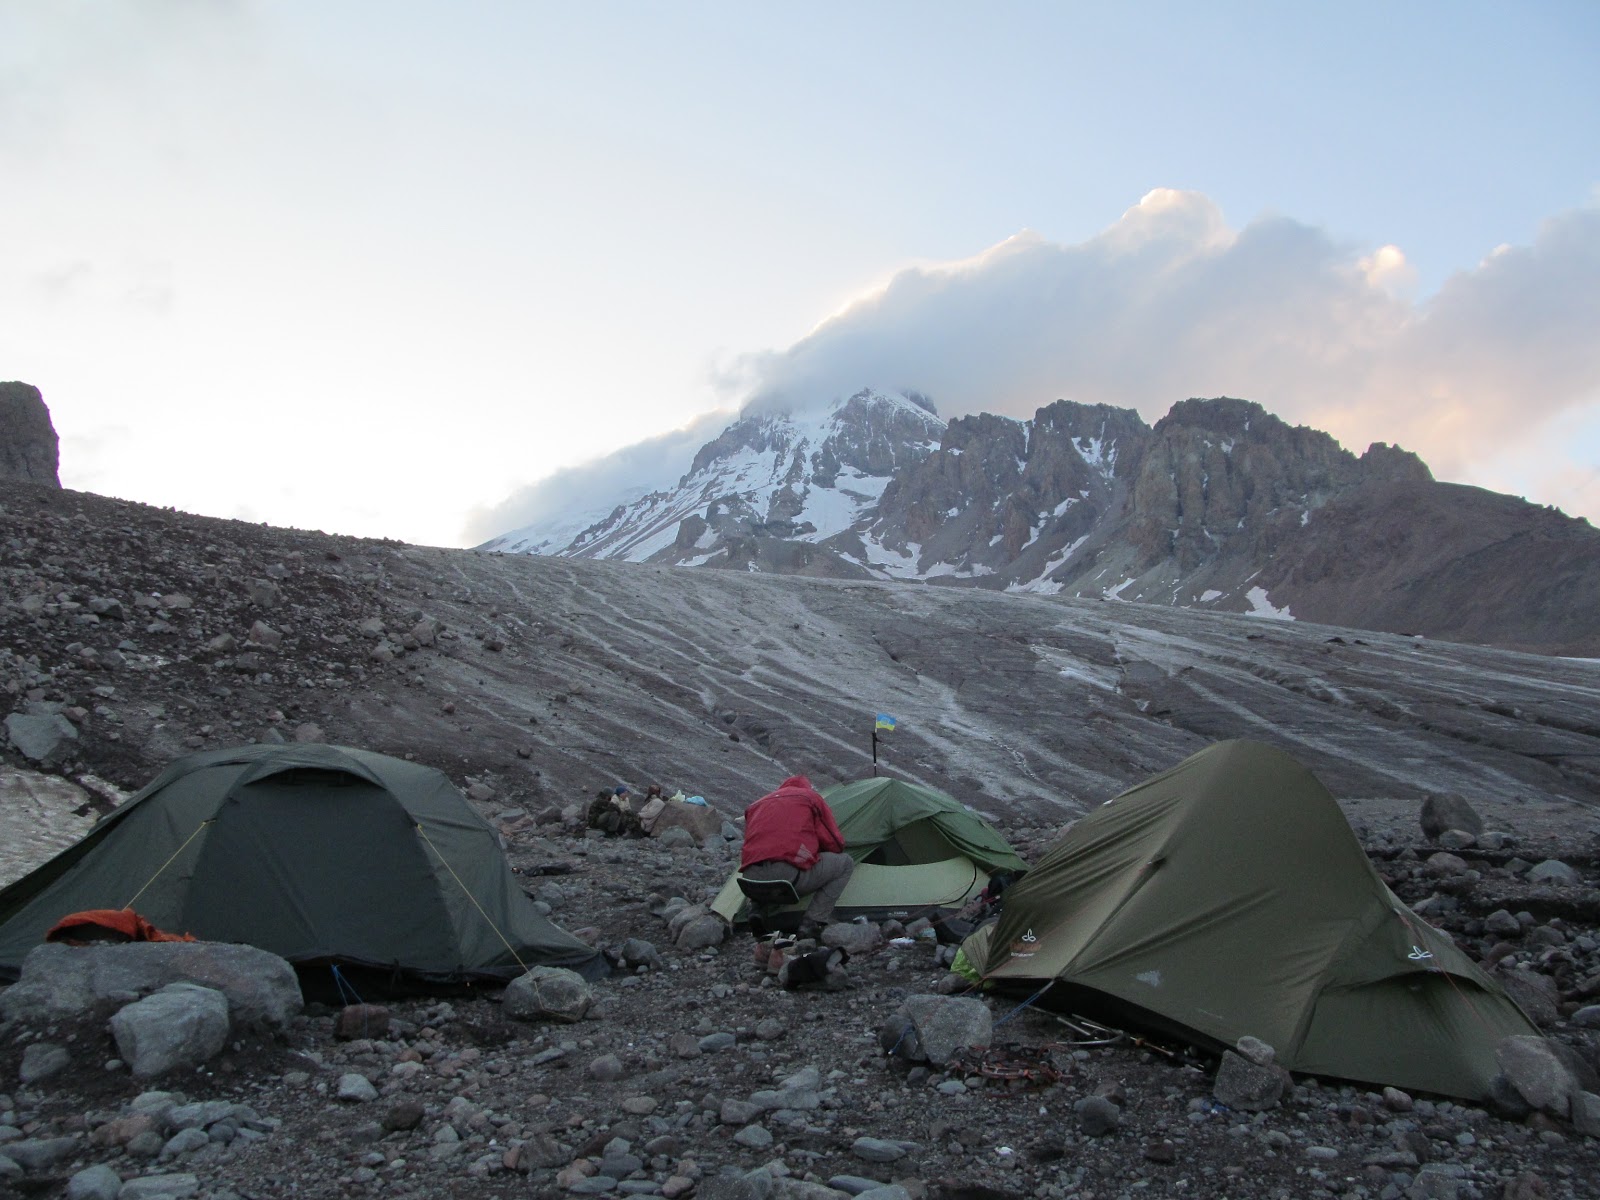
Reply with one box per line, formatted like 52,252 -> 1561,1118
727,190 -> 1600,516
471,189 -> 1600,542
461,409 -> 735,545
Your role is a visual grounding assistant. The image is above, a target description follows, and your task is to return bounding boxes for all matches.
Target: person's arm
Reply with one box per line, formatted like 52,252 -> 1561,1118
814,797 -> 847,854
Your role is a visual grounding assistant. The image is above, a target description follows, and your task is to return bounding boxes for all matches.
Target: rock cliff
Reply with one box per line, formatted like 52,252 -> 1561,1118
0,383 -> 61,488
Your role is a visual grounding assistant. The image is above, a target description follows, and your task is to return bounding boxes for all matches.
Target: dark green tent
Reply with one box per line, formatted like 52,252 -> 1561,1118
964,740 -> 1536,1101
713,776 -> 1027,924
0,744 -> 603,985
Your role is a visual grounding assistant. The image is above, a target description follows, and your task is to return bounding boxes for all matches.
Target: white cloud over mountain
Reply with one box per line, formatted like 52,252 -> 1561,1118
725,190 -> 1600,517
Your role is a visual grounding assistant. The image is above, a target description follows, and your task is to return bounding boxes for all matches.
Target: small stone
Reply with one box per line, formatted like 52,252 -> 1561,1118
1484,910 -> 1522,938
1234,1035 -> 1276,1066
588,1053 -> 625,1082
851,1136 -> 907,1162
1382,1086 -> 1413,1112
733,1125 -> 773,1149
337,1073 -> 379,1102
1075,1095 -> 1121,1136
383,1101 -> 425,1131
19,1042 -> 70,1083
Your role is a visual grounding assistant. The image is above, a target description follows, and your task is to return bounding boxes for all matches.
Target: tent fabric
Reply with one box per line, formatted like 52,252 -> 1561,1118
0,744 -> 603,985
713,776 -> 1026,924
965,740 -> 1536,1101
823,778 -> 1029,876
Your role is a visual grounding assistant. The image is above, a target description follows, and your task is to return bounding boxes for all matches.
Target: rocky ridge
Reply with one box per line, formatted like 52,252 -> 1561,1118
484,392 -> 1600,655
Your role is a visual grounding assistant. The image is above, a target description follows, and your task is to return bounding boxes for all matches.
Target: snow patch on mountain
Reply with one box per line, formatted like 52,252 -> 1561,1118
482,389 -> 944,566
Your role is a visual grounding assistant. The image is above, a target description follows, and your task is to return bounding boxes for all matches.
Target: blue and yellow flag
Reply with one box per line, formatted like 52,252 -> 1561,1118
875,713 -> 898,732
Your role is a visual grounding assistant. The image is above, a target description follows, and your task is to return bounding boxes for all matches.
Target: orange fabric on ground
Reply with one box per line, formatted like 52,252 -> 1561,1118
45,909 -> 196,944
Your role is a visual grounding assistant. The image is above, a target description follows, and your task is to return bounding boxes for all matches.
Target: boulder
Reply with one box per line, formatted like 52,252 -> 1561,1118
3,712 -> 78,767
0,941 -> 302,1029
503,966 -> 592,1023
1495,1035 -> 1580,1118
1492,966 -> 1559,1028
1574,1091 -> 1600,1139
65,1163 -> 123,1200
1526,860 -> 1582,887
675,914 -> 728,950
651,801 -> 725,844
1213,1049 -> 1289,1111
886,994 -> 992,1065
820,921 -> 884,955
1420,793 -> 1483,839
4,1136 -> 82,1172
110,983 -> 230,1078
1075,1094 -> 1121,1136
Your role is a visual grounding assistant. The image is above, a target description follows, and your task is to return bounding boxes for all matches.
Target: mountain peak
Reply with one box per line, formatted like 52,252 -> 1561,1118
481,393 -> 1600,653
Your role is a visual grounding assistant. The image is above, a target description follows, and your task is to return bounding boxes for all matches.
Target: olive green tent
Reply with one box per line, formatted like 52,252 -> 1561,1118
712,776 -> 1028,926
963,740 -> 1536,1101
0,744 -> 604,986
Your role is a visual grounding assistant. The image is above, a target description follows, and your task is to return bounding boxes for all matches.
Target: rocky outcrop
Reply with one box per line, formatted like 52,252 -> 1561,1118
1117,398 -> 1429,576
0,382 -> 61,487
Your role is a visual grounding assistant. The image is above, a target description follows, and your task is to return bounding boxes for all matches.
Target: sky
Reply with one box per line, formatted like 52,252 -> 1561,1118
2,2 -> 1597,548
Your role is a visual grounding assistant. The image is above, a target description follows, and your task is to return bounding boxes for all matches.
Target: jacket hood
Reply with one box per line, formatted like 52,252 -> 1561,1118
779,775 -> 813,791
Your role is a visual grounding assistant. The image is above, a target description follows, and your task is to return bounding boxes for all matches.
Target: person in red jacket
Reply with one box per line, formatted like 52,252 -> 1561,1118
740,774 -> 855,938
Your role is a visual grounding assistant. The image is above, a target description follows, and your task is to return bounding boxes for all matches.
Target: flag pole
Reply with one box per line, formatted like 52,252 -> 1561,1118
871,729 -> 879,777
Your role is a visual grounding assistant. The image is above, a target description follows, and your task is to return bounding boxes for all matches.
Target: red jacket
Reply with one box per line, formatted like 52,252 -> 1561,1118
741,775 -> 847,870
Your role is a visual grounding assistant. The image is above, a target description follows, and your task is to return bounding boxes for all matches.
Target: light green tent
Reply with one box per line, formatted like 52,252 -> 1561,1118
962,740 -> 1536,1101
713,777 -> 1028,926
0,744 -> 604,987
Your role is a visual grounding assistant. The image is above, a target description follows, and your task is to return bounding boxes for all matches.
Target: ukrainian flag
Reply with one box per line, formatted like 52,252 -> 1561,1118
875,713 -> 898,732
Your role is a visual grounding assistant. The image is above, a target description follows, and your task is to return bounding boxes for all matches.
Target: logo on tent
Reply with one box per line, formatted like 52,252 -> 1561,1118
1009,928 -> 1039,959
1408,946 -> 1435,961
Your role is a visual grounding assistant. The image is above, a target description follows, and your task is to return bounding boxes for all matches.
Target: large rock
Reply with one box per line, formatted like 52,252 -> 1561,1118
503,966 -> 592,1023
1526,859 -> 1582,887
884,994 -> 992,1066
1495,1035 -> 1580,1118
1420,793 -> 1483,840
0,941 -> 302,1029
0,382 -> 60,486
1493,966 -> 1560,1028
1213,1049 -> 1289,1111
3,712 -> 78,767
110,983 -> 230,1078
820,921 -> 883,955
650,801 -> 725,845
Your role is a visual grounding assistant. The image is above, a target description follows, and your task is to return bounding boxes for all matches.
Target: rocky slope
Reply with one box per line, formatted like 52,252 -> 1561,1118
484,392 -> 1600,655
7,475 -> 1600,832
4,478 -> 1600,842
3,476 -> 1600,1197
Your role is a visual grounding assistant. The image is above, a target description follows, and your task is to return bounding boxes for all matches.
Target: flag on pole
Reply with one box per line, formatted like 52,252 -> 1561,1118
875,713 -> 898,732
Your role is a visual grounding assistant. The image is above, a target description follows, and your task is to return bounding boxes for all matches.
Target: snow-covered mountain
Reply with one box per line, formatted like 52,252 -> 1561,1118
480,391 -> 1600,655
480,389 -> 947,574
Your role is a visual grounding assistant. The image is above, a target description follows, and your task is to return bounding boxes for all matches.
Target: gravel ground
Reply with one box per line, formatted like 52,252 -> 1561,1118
3,801 -> 1599,1200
